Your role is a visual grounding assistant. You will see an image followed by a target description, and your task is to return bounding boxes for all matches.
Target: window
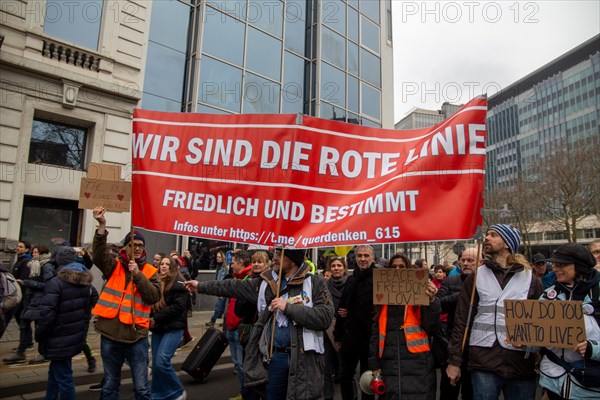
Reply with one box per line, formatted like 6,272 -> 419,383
198,56 -> 243,112
29,119 -> 87,169
246,27 -> 282,81
44,0 -> 103,50
243,72 -> 281,114
20,196 -> 80,250
202,8 -> 246,66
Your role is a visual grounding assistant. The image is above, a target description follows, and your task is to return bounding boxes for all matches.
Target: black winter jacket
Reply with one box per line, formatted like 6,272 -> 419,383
368,302 -> 441,400
333,265 -> 375,343
151,280 -> 188,333
21,257 -> 55,321
436,272 -> 467,338
36,263 -> 98,360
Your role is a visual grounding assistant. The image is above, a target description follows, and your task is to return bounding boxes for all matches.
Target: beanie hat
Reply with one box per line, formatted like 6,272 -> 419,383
122,230 -> 145,246
547,244 -> 596,277
488,224 -> 521,254
55,246 -> 77,266
282,249 -> 306,267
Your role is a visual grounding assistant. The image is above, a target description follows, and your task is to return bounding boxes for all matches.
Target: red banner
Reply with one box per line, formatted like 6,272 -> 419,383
132,97 -> 487,248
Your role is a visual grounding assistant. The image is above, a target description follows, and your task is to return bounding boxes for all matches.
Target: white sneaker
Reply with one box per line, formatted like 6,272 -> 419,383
174,390 -> 187,400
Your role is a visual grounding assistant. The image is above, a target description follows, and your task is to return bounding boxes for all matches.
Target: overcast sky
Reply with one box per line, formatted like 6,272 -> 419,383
392,0 -> 600,122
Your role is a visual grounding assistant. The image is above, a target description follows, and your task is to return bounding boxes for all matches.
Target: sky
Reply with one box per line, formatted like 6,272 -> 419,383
392,0 -> 600,121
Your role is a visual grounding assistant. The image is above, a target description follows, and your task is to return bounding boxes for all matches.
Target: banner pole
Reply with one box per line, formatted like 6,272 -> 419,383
269,248 -> 285,361
129,227 -> 136,332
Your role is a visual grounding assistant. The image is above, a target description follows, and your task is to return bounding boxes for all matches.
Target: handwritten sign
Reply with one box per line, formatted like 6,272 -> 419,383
373,268 -> 429,305
87,163 -> 122,181
504,300 -> 586,349
78,178 -> 132,212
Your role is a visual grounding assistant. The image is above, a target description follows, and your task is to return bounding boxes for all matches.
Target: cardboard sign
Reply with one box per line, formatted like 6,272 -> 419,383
87,163 -> 122,181
373,268 -> 430,305
78,178 -> 132,212
504,299 -> 587,349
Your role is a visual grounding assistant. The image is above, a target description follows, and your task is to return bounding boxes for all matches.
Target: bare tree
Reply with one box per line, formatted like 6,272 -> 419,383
483,177 -> 540,258
533,140 -> 600,243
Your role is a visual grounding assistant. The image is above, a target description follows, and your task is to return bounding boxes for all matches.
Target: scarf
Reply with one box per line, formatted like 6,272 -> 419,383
28,253 -> 52,278
118,248 -> 147,266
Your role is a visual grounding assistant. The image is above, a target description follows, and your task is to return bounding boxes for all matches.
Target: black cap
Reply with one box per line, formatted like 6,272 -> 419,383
547,244 -> 596,276
532,253 -> 546,264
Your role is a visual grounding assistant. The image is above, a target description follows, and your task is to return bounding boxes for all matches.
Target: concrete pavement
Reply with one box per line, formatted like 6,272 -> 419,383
0,311 -> 231,399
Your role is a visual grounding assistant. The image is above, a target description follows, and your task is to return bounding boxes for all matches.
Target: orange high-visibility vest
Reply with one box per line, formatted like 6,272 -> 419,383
378,304 -> 430,358
403,305 -> 430,353
92,261 -> 157,328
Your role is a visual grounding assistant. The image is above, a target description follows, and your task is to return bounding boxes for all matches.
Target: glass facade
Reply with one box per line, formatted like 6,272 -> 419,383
143,0 -> 390,127
486,50 -> 600,190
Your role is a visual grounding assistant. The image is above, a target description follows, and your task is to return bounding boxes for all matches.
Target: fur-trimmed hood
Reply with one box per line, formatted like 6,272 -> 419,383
57,262 -> 93,286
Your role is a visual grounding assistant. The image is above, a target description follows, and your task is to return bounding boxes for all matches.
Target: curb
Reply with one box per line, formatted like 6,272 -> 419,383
0,356 -> 232,398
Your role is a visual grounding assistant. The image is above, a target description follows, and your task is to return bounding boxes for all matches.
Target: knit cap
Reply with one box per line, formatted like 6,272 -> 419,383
488,224 -> 521,254
281,249 -> 306,267
122,230 -> 146,246
55,246 -> 77,266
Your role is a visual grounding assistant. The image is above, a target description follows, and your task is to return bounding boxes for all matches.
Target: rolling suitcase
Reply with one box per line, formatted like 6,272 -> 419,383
181,327 -> 229,382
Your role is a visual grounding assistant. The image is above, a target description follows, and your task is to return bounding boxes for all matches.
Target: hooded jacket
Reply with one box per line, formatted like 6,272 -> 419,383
36,262 -> 98,360
198,265 -> 334,400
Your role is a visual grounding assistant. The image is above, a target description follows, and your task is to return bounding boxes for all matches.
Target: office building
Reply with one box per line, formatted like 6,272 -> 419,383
0,0 -> 395,259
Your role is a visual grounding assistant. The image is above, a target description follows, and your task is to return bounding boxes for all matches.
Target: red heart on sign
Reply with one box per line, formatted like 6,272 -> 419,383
117,194 -> 124,200
376,293 -> 384,302
84,192 -> 90,198
415,270 -> 425,280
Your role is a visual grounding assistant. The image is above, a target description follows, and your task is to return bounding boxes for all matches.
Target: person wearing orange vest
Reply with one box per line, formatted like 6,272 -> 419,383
368,253 -> 441,400
91,206 -> 161,400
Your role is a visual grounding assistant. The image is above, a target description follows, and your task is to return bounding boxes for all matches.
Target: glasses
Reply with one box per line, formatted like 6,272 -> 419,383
552,262 -> 571,267
132,243 -> 144,248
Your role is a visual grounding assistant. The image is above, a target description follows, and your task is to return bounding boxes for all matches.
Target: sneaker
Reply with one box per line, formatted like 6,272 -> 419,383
11,345 -> 33,353
174,390 -> 187,400
89,382 -> 102,392
3,353 -> 26,364
205,321 -> 215,327
87,357 -> 97,373
178,336 -> 195,349
228,394 -> 242,400
28,354 -> 49,365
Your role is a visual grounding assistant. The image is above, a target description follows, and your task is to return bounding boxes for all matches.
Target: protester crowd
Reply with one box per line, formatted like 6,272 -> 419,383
1,211 -> 599,400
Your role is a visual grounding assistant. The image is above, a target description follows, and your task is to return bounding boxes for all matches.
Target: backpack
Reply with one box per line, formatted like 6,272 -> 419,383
0,271 -> 22,312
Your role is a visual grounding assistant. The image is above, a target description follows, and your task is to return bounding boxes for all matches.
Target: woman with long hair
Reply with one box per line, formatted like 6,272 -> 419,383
150,257 -> 188,400
368,253 -> 441,400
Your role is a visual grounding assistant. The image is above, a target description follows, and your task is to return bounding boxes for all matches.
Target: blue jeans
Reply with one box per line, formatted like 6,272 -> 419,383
211,297 -> 226,323
45,359 -> 75,400
101,336 -> 150,400
265,352 -> 289,400
471,371 -> 536,400
226,329 -> 244,392
151,330 -> 184,400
